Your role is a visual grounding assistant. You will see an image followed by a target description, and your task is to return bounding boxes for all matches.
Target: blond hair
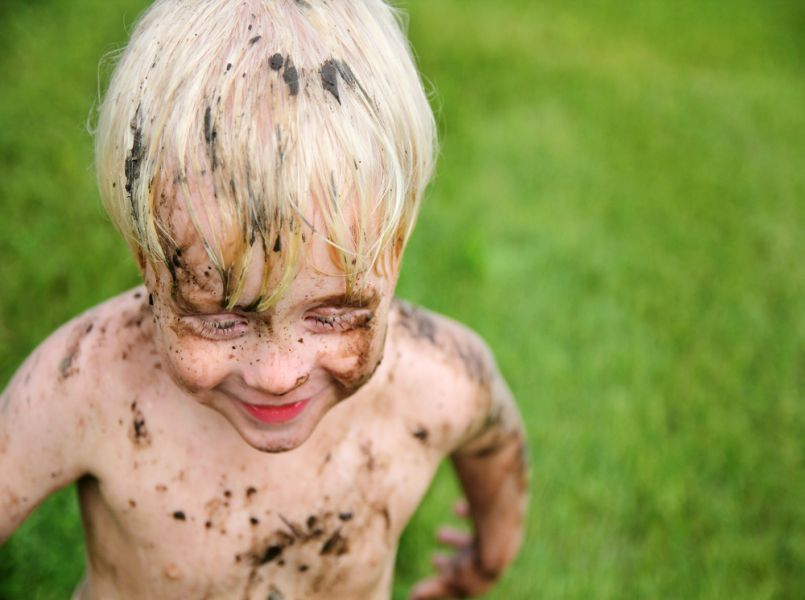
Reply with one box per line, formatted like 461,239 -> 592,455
95,0 -> 436,310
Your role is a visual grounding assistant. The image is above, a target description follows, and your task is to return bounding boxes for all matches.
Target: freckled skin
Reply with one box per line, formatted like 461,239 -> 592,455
0,231 -> 528,599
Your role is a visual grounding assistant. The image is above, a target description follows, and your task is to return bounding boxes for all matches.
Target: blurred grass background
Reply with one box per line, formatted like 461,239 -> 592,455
1,0 -> 804,598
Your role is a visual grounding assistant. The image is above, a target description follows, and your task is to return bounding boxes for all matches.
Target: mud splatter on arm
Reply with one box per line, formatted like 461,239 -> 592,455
448,341 -> 530,584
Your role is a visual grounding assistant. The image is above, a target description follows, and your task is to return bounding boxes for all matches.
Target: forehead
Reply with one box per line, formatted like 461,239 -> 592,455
154,189 -> 393,313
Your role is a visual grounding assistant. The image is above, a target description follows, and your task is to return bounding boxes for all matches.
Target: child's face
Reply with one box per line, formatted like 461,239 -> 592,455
144,198 -> 396,453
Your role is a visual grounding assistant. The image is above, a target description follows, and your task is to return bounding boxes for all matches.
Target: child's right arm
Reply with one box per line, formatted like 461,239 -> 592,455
0,316 -> 98,542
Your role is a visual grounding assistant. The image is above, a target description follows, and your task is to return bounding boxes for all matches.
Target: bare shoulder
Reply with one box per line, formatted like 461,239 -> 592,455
0,286 -> 154,537
24,285 -> 154,394
384,298 -> 499,453
390,299 -> 494,384
1,285 -> 158,446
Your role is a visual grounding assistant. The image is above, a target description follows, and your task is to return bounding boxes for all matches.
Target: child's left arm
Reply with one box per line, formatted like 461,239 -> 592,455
411,345 -> 529,600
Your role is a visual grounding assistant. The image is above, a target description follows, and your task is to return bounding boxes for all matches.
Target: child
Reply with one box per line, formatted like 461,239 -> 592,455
0,0 -> 528,598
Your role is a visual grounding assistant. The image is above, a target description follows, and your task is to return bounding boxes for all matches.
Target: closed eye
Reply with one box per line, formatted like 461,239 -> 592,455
183,315 -> 249,340
305,310 -> 373,333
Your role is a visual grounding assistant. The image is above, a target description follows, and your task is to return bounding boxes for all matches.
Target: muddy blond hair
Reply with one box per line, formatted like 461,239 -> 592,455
95,0 -> 436,309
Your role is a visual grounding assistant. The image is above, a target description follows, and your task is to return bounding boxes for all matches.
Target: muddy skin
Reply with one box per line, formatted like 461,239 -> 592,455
248,35 -> 262,45
293,0 -> 311,8
467,432 -> 530,494
360,440 -> 376,472
412,426 -> 429,443
172,510 -> 186,521
260,544 -> 283,564
58,320 -> 95,380
282,57 -> 299,96
11,282 -> 524,598
319,530 -> 348,556
454,342 -> 489,386
395,300 -> 436,345
465,405 -> 512,458
320,59 -> 340,104
394,299 -> 490,384
129,400 -> 151,447
238,508 -> 361,573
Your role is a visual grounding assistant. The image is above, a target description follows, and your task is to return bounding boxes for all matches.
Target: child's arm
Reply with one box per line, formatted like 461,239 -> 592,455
0,318 -> 96,543
411,344 -> 529,600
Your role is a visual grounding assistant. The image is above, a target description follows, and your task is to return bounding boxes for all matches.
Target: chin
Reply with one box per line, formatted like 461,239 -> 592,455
206,393 -> 331,454
238,427 -> 311,453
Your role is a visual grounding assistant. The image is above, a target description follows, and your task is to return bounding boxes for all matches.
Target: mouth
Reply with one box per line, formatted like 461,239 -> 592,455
239,399 -> 311,424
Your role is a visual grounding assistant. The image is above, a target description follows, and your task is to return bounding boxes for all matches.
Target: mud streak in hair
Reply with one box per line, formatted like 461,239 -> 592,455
321,59 -> 340,103
269,53 -> 284,71
203,106 -> 218,169
283,56 -> 299,96
124,105 -> 144,219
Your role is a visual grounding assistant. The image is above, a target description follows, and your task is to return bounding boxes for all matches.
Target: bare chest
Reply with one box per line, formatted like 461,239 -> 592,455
80,400 -> 439,599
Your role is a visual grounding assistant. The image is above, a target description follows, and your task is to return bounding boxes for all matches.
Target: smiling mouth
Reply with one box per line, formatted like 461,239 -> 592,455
239,399 -> 310,424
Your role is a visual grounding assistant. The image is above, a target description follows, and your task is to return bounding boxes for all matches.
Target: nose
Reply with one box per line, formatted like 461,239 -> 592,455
240,349 -> 312,397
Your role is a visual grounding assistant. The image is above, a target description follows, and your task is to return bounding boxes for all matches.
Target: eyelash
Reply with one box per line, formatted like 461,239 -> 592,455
184,309 -> 372,339
191,318 -> 247,340
305,311 -> 372,332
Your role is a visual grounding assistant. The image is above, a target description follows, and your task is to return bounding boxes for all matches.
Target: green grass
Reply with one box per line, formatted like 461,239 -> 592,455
2,0 -> 804,598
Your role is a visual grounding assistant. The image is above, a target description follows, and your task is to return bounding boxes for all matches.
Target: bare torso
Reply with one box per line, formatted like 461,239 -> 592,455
34,288 -> 486,599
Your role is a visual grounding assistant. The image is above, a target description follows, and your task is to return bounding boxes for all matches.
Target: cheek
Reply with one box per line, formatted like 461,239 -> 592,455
320,325 -> 386,390
155,327 -> 231,394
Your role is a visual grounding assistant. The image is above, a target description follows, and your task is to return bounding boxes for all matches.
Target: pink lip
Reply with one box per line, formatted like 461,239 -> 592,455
240,399 -> 310,424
